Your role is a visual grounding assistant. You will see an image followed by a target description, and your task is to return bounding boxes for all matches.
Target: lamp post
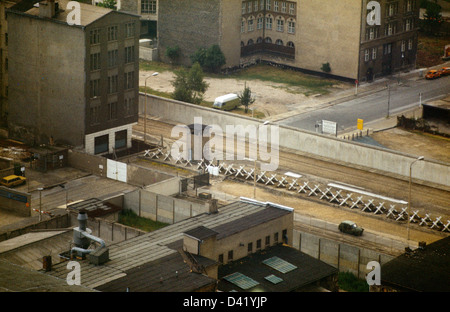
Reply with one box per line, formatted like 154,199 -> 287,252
37,187 -> 43,221
407,156 -> 424,247
253,121 -> 270,199
144,72 -> 159,145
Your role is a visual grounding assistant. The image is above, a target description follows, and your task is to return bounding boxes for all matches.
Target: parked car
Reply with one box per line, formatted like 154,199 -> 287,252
425,69 -> 441,80
440,67 -> 450,76
0,175 -> 27,188
338,220 -> 364,236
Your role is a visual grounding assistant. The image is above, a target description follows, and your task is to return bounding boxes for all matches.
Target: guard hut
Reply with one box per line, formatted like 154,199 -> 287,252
187,123 -> 210,162
29,145 -> 68,172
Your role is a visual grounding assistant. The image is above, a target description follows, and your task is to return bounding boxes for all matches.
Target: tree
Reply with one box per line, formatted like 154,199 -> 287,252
96,0 -> 117,9
321,62 -> 331,73
190,45 -> 226,73
238,83 -> 255,113
422,0 -> 444,35
172,63 -> 209,104
165,46 -> 181,64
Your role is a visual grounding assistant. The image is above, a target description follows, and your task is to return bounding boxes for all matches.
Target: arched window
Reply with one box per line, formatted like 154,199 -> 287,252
287,41 -> 295,48
241,41 -> 245,47
265,37 -> 272,44
248,16 -> 255,32
247,39 -> 254,46
275,39 -> 283,46
276,16 -> 284,32
287,18 -> 295,34
256,37 -> 263,44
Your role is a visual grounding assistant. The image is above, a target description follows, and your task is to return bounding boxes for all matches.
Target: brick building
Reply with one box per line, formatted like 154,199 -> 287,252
7,0 -> 140,155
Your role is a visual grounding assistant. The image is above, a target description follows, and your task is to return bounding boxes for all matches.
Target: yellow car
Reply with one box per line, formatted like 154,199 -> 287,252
440,67 -> 450,76
425,70 -> 441,80
0,175 -> 27,188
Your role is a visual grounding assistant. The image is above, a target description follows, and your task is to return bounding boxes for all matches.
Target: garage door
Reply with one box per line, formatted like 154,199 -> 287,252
107,159 -> 127,183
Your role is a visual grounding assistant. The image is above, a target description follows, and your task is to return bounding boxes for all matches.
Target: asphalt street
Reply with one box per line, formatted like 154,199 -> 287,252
279,75 -> 450,134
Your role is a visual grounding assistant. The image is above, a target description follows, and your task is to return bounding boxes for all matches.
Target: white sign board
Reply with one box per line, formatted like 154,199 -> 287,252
322,120 -> 337,136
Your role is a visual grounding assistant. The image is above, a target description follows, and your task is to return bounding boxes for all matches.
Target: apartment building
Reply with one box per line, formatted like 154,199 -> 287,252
157,0 -> 419,81
7,0 -> 140,155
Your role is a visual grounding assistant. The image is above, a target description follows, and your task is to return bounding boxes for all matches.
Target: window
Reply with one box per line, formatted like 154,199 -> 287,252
89,79 -> 100,98
115,130 -> 127,149
5,33 -> 7,46
372,47 -> 377,60
287,20 -> 295,34
275,39 -> 283,46
365,49 -> 370,62
282,229 -> 288,243
124,96 -> 134,116
241,20 -> 245,33
125,22 -> 135,38
248,18 -> 254,31
94,135 -> 109,154
242,2 -> 246,14
248,242 -> 253,253
90,53 -> 101,71
366,27 -> 378,40
387,3 -> 397,17
408,39 -> 413,50
405,18 -> 413,31
247,39 -> 254,45
281,2 -> 286,13
141,0 -> 156,14
248,2 -> 252,13
287,41 -> 295,48
266,17 -> 272,29
90,29 -> 100,45
276,18 -> 284,32
228,250 -> 233,261
125,46 -> 135,63
274,1 -> 279,12
289,3 -> 295,15
254,1 -> 258,12
385,23 -> 396,36
383,43 -> 392,55
124,71 -> 135,90
265,235 -> 270,246
108,75 -> 118,94
274,232 -> 279,243
260,0 -> 264,10
265,37 -> 272,43
266,0 -> 271,10
401,40 -> 406,52
89,104 -> 100,125
218,254 -> 224,264
108,101 -> 117,120
406,0 -> 413,12
256,239 -> 262,249
107,49 -> 118,68
107,25 -> 118,41
257,17 -> 263,29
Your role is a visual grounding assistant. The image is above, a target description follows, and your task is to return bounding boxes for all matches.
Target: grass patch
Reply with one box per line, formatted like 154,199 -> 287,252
118,209 -> 168,232
337,272 -> 369,292
416,31 -> 448,68
140,60 -> 182,73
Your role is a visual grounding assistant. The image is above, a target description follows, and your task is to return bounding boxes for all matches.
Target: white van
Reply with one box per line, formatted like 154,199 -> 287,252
213,94 -> 240,111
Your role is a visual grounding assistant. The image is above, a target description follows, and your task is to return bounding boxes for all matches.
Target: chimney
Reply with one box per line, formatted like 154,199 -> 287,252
38,0 -> 59,19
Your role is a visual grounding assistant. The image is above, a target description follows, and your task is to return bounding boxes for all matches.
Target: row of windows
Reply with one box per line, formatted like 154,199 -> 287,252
364,39 -> 414,62
241,37 -> 295,48
94,129 -> 128,154
365,17 -> 414,41
242,0 -> 295,15
89,46 -> 135,71
217,230 -> 287,264
241,16 -> 295,34
89,22 -> 136,45
89,71 -> 135,98
90,97 -> 135,125
383,0 -> 416,17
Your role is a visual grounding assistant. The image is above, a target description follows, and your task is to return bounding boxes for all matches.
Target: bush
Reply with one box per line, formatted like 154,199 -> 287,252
337,272 -> 369,292
165,46 -> 181,64
190,45 -> 226,73
321,62 -> 331,73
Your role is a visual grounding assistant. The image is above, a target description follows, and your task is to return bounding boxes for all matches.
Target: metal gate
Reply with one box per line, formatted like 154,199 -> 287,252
107,159 -> 127,183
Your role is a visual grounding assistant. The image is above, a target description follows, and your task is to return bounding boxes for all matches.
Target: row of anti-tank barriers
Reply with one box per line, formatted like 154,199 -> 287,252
143,148 -> 450,234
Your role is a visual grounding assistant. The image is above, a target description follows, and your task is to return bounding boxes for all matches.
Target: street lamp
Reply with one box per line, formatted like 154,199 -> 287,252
254,121 -> 270,199
144,72 -> 159,145
37,187 -> 43,221
407,156 -> 424,247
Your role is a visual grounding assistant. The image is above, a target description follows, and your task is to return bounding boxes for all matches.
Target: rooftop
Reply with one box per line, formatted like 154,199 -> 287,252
43,198 -> 294,291
381,236 -> 450,292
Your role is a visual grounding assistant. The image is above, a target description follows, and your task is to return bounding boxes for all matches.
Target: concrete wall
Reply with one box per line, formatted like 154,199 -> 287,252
292,229 -> 395,279
144,177 -> 181,196
0,186 -> 31,217
124,188 -> 213,224
140,46 -> 159,61
140,93 -> 450,188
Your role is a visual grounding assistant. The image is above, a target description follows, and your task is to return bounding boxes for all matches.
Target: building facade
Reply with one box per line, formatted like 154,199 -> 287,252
156,0 -> 419,81
120,0 -> 158,38
7,0 -> 140,155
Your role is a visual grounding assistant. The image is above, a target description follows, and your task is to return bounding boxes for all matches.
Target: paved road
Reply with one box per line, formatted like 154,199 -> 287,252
279,75 -> 450,133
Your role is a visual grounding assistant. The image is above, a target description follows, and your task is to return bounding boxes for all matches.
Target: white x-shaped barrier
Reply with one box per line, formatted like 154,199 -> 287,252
146,154 -> 448,234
